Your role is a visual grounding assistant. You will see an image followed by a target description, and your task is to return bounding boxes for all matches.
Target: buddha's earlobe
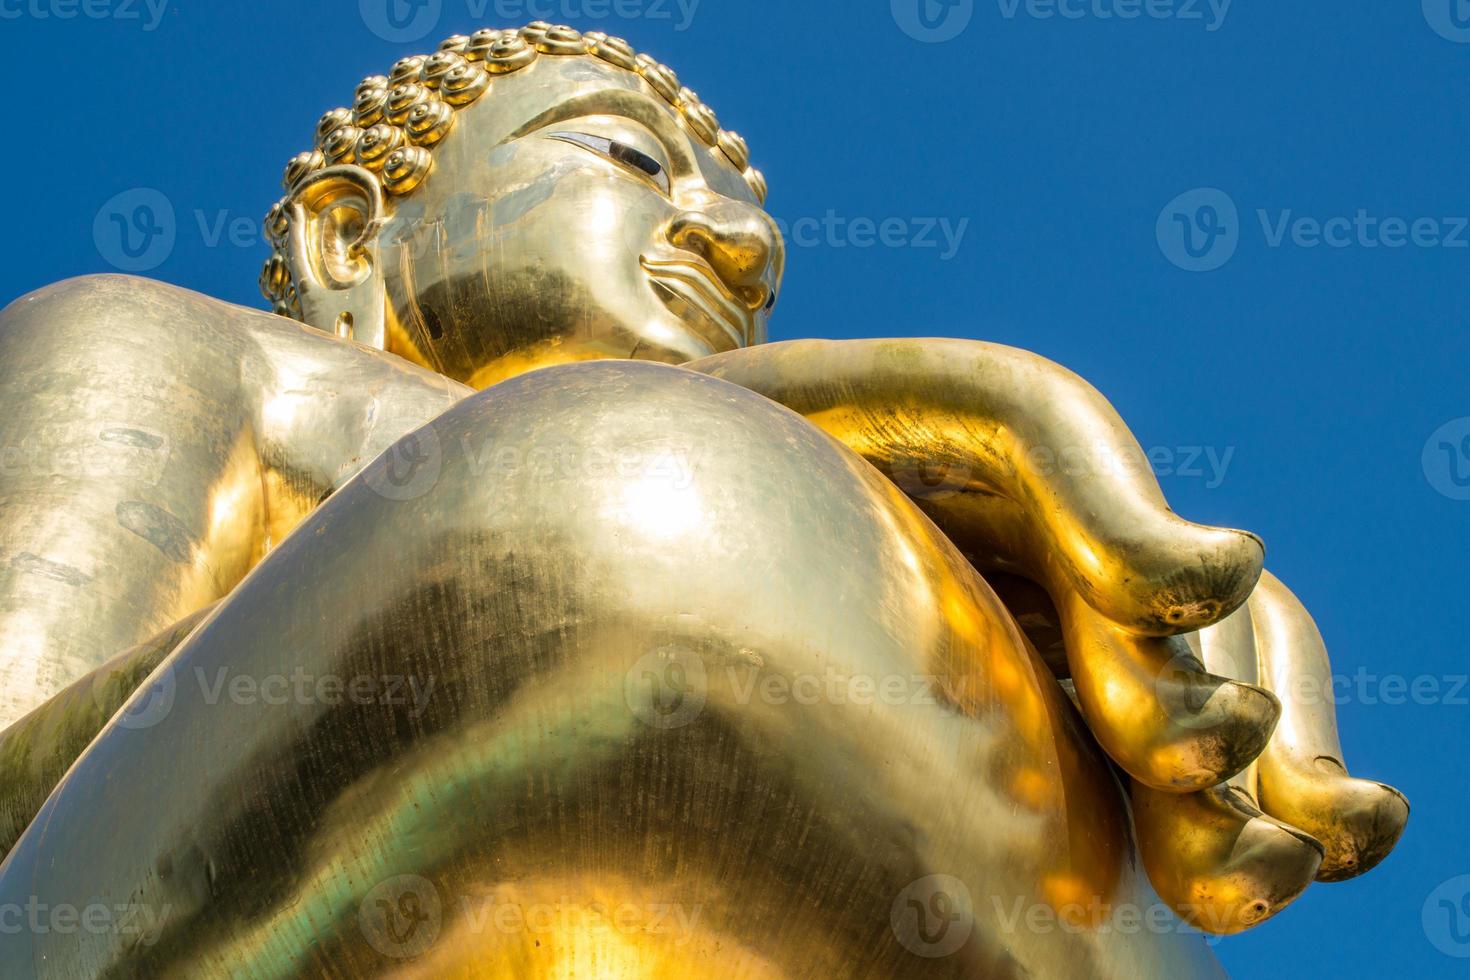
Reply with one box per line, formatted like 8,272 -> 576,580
285,165 -> 388,349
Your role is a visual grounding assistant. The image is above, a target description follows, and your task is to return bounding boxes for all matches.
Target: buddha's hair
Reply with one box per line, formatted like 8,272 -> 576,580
259,22 -> 766,318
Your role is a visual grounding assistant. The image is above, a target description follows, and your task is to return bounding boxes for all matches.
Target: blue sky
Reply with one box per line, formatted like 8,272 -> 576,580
3,1 -> 1468,975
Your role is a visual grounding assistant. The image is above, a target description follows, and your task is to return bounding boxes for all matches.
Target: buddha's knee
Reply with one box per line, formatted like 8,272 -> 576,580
337,358 -> 967,658
306,358 -> 1014,757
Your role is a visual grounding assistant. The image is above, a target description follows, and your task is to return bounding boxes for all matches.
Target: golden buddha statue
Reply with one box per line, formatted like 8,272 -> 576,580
0,23 -> 1406,978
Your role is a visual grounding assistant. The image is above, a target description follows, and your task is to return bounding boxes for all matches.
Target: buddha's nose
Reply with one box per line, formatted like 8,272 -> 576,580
668,199 -> 782,311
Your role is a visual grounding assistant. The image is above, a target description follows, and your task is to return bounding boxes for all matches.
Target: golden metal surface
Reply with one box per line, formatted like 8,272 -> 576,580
1250,573 -> 1411,882
0,21 -> 1403,978
0,605 -> 215,857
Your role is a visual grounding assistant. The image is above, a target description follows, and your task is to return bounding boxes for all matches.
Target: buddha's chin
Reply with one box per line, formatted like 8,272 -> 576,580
641,266 -> 750,356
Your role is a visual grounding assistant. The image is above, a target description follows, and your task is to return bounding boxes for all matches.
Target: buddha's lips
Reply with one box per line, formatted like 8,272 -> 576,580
639,255 -> 750,351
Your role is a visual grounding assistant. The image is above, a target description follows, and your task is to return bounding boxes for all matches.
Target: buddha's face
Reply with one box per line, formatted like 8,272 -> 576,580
374,56 -> 783,388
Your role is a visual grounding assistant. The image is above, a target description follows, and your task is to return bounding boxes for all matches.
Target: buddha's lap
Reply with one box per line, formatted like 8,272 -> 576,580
0,348 -> 1224,979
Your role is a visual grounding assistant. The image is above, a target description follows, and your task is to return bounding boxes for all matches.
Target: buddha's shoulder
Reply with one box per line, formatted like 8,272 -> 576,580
0,274 -> 287,345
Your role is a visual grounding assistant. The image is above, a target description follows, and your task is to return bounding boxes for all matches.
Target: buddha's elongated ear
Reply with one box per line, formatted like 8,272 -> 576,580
285,165 -> 388,349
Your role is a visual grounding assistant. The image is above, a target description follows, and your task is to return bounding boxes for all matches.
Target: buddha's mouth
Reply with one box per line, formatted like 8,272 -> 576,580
640,256 -> 750,352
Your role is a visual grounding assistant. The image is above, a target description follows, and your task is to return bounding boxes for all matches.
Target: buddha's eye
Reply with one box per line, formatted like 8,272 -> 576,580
548,131 -> 670,195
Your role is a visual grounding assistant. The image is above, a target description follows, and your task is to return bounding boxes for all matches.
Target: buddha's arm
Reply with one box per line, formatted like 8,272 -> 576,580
689,338 -> 1262,635
239,301 -> 472,540
688,338 -> 1407,928
0,277 -> 263,728
0,276 -> 466,728
688,338 -> 1272,791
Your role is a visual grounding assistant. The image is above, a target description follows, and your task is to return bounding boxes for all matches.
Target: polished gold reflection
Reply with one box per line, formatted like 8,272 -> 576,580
0,19 -> 1401,980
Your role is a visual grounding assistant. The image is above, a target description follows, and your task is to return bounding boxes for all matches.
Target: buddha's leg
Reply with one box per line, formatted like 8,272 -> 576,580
0,361 -> 1222,979
1249,572 -> 1410,881
0,604 -> 215,856
0,277 -> 265,728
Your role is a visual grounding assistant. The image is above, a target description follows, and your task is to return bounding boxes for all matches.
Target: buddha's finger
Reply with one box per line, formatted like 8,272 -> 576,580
1193,606 -> 1264,800
1131,781 -> 1323,935
690,338 -> 1263,636
1057,588 -> 1279,792
1249,572 -> 1410,881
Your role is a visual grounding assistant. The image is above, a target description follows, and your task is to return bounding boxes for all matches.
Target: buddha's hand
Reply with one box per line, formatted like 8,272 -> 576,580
689,338 -> 1271,790
689,339 -> 1406,931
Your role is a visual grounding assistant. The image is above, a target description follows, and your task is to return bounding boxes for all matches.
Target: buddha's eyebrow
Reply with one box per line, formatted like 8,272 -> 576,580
504,89 -> 697,171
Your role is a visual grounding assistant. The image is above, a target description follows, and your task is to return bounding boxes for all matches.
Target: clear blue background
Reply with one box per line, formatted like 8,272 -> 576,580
2,1 -> 1466,975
